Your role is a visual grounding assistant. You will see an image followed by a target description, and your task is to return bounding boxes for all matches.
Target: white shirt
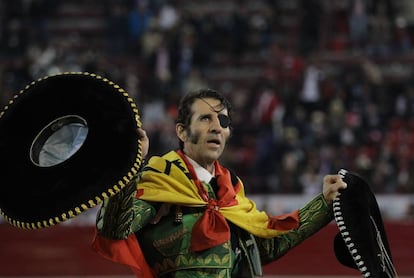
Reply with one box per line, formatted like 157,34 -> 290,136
185,155 -> 215,184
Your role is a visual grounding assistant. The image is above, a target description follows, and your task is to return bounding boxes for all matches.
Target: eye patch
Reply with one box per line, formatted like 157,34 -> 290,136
218,114 -> 231,128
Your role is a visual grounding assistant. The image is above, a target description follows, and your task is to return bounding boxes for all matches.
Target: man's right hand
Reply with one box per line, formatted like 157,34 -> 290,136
138,128 -> 149,159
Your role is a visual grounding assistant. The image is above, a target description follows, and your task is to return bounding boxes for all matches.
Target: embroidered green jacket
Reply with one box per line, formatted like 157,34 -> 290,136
96,153 -> 334,277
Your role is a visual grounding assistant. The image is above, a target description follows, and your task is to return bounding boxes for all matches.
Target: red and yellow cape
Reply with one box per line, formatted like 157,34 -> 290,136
92,150 -> 299,277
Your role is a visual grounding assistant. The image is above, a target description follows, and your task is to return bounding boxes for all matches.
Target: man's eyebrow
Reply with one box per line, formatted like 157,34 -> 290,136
198,113 -> 212,118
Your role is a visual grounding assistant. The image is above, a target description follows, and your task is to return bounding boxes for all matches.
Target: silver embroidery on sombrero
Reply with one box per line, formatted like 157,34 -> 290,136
369,215 -> 398,277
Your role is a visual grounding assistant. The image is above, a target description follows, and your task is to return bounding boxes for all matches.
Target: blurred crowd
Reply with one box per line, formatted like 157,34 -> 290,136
1,0 -> 414,195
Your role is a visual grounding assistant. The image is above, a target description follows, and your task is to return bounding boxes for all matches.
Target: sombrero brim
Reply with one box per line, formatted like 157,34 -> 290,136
333,169 -> 397,277
0,72 -> 143,229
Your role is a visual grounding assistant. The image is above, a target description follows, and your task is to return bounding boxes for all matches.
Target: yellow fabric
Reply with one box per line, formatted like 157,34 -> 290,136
138,151 -> 294,238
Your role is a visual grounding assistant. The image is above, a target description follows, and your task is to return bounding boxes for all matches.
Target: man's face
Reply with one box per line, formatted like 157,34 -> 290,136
177,98 -> 231,170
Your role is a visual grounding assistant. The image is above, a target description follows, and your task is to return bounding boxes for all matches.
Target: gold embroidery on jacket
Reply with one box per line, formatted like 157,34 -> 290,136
153,228 -> 189,249
153,251 -> 232,275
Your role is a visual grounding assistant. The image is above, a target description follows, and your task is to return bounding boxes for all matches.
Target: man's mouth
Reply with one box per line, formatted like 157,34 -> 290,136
207,139 -> 221,146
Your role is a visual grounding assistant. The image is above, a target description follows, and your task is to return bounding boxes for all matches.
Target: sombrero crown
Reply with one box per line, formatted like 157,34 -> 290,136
333,169 -> 398,277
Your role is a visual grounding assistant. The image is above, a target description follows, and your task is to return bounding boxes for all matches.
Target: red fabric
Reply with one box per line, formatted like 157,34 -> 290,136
177,150 -> 243,251
177,150 -> 300,250
191,202 -> 230,251
136,188 -> 144,198
91,231 -> 154,278
268,211 -> 299,230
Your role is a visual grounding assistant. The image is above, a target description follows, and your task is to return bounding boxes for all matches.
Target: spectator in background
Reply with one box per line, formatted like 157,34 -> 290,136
298,0 -> 323,56
367,1 -> 394,56
348,0 -> 369,50
1,2 -> 27,57
299,55 -> 324,117
105,2 -> 128,56
157,0 -> 180,32
228,1 -> 250,62
145,34 -> 174,97
182,67 -> 208,93
127,0 -> 153,55
300,164 -> 324,196
27,0 -> 59,45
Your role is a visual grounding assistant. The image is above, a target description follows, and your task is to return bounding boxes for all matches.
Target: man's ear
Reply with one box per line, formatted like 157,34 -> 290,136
176,123 -> 187,142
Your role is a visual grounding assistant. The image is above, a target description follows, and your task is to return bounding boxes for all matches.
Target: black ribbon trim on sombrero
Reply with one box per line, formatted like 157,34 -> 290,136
333,169 -> 398,278
0,72 -> 143,229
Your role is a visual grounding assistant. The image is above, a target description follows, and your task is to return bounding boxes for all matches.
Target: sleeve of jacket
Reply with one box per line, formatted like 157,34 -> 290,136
95,177 -> 156,240
256,193 -> 334,264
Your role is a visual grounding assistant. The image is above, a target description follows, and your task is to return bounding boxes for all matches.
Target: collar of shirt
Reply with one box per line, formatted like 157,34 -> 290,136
184,155 -> 215,184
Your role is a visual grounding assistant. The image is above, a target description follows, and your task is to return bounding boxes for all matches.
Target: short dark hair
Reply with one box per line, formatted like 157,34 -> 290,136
176,88 -> 232,126
176,88 -> 232,149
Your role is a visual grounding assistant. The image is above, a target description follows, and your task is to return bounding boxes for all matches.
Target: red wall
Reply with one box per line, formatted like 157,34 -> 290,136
263,222 -> 413,276
0,221 -> 412,276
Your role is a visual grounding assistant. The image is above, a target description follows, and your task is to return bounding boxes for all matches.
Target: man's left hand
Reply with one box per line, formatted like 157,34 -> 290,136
322,175 -> 347,204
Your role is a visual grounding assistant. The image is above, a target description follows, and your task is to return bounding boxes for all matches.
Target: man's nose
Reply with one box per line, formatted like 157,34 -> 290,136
209,116 -> 222,132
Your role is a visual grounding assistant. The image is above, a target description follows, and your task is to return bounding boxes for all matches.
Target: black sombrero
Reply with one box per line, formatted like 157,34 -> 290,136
333,169 -> 398,277
0,72 -> 143,229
